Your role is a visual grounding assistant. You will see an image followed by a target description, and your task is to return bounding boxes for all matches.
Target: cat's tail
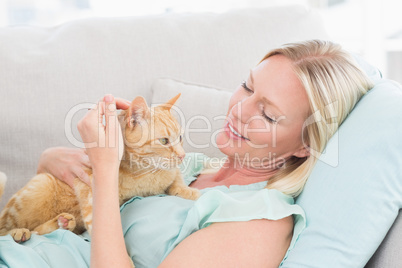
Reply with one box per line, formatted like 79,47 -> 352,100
0,172 -> 6,199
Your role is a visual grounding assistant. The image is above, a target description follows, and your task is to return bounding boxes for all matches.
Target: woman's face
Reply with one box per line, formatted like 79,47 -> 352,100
216,55 -> 310,169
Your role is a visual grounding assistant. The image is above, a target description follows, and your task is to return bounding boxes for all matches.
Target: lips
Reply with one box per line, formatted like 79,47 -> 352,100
225,122 -> 250,141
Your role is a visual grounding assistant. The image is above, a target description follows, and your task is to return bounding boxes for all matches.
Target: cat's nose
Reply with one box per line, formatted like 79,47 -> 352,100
178,154 -> 185,162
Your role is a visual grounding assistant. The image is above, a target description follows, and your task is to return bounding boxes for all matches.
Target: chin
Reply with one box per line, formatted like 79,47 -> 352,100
215,132 -> 245,158
215,131 -> 231,155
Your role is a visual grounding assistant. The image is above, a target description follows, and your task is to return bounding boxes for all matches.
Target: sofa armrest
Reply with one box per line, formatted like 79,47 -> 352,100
365,210 -> 402,268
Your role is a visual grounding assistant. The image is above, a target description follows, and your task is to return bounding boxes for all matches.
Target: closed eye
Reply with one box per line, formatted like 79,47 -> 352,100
241,81 -> 253,93
261,111 -> 277,124
242,80 -> 278,124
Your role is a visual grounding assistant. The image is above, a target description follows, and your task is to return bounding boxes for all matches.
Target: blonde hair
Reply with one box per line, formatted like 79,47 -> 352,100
263,40 -> 374,197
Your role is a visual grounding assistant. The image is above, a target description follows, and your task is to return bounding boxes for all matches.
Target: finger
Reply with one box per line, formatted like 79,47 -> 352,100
79,100 -> 103,135
104,94 -> 117,126
104,94 -> 118,147
115,97 -> 131,110
80,148 -> 91,167
78,98 -> 106,149
63,173 -> 76,189
98,99 -> 106,128
80,151 -> 91,168
83,101 -> 102,124
88,97 -> 106,126
73,167 -> 91,187
75,148 -> 91,168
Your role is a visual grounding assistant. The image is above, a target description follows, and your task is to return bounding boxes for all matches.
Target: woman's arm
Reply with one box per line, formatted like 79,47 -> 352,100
159,217 -> 293,268
77,94 -> 132,268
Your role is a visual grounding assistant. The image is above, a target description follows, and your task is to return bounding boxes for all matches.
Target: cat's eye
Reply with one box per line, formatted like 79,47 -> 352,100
179,135 -> 183,142
159,138 -> 169,145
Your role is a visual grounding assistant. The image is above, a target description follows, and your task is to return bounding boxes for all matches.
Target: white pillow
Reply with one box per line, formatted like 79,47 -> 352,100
151,78 -> 232,158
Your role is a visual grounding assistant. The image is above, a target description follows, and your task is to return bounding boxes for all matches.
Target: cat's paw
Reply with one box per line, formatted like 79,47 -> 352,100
57,213 -> 76,231
9,228 -> 31,243
174,187 -> 201,200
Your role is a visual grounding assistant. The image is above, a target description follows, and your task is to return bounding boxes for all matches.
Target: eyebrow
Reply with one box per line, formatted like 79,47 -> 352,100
249,69 -> 284,115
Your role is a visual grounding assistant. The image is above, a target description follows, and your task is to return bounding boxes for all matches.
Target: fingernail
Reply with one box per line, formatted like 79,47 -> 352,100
108,103 -> 116,112
104,94 -> 114,102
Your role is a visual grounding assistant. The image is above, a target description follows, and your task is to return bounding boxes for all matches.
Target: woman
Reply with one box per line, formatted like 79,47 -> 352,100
38,40 -> 373,267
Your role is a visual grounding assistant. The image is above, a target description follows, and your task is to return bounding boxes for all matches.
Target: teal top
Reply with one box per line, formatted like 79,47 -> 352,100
0,153 -> 305,268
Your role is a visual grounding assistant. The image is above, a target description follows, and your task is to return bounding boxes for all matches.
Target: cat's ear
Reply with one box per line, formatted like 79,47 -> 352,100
127,96 -> 149,127
162,93 -> 181,112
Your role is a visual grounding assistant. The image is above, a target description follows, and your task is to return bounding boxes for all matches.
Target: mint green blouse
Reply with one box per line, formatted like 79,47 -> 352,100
0,153 -> 305,268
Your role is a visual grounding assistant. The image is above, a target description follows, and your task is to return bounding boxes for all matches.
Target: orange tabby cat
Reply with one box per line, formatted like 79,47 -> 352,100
0,94 -> 200,244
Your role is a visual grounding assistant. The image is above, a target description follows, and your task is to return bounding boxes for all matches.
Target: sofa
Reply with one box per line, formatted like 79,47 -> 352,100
0,4 -> 401,267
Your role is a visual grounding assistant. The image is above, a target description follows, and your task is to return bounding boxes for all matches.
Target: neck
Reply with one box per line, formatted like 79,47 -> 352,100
209,156 -> 285,185
225,155 -> 282,175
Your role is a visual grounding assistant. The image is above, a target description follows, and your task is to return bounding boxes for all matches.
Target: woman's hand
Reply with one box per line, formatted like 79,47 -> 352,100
37,97 -> 130,188
77,94 -> 126,173
37,147 -> 92,188
78,94 -> 133,268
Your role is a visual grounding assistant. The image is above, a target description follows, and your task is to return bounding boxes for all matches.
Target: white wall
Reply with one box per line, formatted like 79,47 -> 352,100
1,0 -> 401,83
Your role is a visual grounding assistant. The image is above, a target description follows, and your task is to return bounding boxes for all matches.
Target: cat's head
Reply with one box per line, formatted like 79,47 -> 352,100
119,94 -> 185,170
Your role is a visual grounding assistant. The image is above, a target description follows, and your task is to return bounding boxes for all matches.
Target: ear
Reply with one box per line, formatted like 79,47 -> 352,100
293,146 -> 310,158
161,93 -> 181,111
126,96 -> 149,127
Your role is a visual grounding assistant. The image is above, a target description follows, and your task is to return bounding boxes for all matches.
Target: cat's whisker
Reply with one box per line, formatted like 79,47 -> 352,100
126,164 -> 162,177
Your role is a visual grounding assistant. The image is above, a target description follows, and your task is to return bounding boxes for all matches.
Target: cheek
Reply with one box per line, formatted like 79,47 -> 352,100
246,119 -> 272,144
246,121 -> 303,152
275,123 -> 305,150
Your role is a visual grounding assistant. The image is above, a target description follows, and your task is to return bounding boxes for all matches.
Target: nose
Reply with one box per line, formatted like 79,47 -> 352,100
178,154 -> 185,162
232,99 -> 254,124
